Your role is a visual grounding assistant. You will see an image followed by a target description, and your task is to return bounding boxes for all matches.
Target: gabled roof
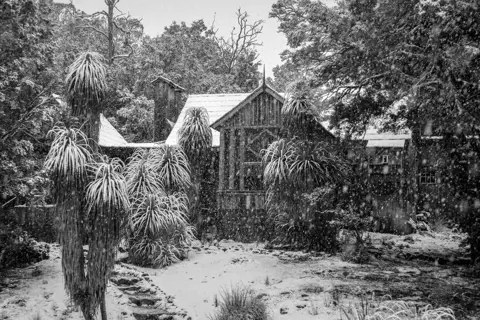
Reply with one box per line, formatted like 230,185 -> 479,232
165,93 -> 250,147
211,82 -> 284,129
151,75 -> 186,92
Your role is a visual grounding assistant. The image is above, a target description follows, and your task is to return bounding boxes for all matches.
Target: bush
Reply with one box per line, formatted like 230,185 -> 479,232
0,226 -> 49,269
210,285 -> 270,320
341,300 -> 456,320
128,193 -> 194,267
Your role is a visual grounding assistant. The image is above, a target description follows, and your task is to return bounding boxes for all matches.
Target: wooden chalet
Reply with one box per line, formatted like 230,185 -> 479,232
166,80 -> 292,239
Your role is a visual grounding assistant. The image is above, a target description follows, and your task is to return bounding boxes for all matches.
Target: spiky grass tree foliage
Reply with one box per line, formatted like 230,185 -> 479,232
124,147 -> 195,267
84,156 -> 129,317
263,138 -> 349,250
65,52 -> 107,146
66,52 -> 107,117
45,127 -> 92,315
124,148 -> 164,198
151,144 -> 191,193
129,193 -> 194,267
178,107 -> 213,230
178,107 -> 212,160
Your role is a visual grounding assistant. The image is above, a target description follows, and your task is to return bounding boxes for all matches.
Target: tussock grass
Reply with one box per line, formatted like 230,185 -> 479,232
340,300 -> 456,320
210,285 -> 270,320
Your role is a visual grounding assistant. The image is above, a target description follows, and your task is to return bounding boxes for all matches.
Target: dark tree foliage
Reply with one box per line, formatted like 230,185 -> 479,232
271,0 -> 480,261
0,0 -> 66,205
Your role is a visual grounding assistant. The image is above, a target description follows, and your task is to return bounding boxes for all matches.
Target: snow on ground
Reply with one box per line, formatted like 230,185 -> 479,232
0,231 -> 479,320
0,244 -> 133,320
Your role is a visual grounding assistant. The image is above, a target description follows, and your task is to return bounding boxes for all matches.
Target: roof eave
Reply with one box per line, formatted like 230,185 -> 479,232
151,75 -> 186,92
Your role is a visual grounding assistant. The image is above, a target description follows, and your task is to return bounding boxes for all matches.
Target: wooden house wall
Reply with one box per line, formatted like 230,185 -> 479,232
222,92 -> 283,128
216,91 -> 283,240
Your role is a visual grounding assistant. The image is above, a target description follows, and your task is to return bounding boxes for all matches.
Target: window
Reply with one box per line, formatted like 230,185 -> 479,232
381,155 -> 389,164
420,167 -> 436,184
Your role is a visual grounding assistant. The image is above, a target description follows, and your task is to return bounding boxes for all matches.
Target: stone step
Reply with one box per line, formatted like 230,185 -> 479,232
128,294 -> 163,306
111,275 -> 142,286
132,307 -> 175,320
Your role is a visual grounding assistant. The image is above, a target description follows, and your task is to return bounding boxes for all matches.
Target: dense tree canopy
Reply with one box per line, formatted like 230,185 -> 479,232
0,0 -> 65,204
271,0 -> 480,137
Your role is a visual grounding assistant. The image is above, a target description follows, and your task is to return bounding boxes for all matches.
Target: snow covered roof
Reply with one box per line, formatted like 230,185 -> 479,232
99,114 -> 163,148
353,128 -> 412,141
165,93 -> 250,147
99,114 -> 128,147
366,139 -> 406,148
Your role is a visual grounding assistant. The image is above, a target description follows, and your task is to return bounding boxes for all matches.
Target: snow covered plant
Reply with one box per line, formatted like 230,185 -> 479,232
340,300 -> 456,320
210,285 -> 270,320
124,148 -> 195,267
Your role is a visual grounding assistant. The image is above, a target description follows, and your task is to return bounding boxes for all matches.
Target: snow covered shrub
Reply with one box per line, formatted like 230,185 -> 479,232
210,285 -> 269,320
263,139 -> 349,252
340,300 -> 456,320
0,226 -> 49,269
128,193 -> 194,267
125,148 -> 195,267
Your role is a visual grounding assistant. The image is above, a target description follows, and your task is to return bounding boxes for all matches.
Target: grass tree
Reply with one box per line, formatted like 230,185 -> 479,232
45,127 -> 129,320
263,80 -> 350,250
65,52 -> 107,149
178,107 -> 213,229
151,144 -> 191,194
46,52 -> 128,320
124,147 -> 194,267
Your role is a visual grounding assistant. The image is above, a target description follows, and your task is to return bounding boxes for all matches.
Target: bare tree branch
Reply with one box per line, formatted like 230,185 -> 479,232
211,8 -> 264,73
112,42 -> 134,61
75,25 -> 109,39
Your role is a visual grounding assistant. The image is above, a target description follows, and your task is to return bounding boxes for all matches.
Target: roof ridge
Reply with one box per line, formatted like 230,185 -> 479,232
188,93 -> 249,97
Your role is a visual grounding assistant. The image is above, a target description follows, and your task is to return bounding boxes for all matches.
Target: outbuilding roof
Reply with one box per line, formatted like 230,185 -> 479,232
366,139 -> 406,148
165,93 -> 250,147
99,114 -> 128,147
99,114 -> 163,148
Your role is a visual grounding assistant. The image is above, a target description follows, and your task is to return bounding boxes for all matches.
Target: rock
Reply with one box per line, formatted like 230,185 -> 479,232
403,236 -> 415,243
301,293 -> 309,298
132,308 -> 175,320
111,275 -> 141,286
128,294 -> 162,306
256,293 -> 268,299
395,267 -> 421,275
280,307 -> 289,314
296,302 -> 307,309
11,299 -> 26,307
117,284 -> 143,292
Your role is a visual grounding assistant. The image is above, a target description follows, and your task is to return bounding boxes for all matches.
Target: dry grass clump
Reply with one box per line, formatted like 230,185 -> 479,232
341,300 -> 455,320
210,285 -> 270,320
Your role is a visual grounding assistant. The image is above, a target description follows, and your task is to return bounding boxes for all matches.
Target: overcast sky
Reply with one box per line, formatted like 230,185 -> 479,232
55,0 -> 336,77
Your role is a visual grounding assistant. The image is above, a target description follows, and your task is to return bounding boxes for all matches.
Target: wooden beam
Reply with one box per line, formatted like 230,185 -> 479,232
219,129 -> 226,191
239,128 -> 245,190
229,129 -> 236,189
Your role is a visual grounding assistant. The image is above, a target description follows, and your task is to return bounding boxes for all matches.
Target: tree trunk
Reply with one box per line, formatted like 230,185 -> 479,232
107,1 -> 115,65
100,291 -> 107,320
